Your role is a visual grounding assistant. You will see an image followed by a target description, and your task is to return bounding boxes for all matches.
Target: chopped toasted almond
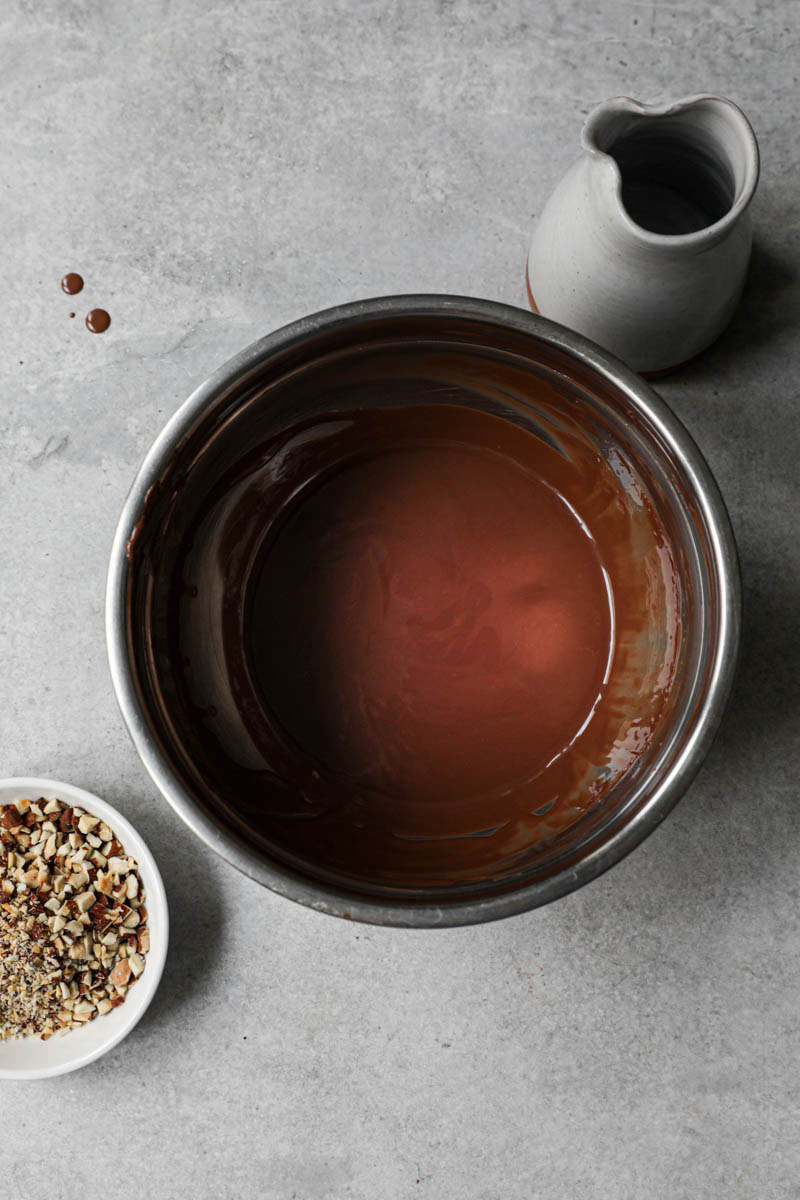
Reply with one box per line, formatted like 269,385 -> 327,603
74,890 -> 96,914
109,958 -> 132,988
96,872 -> 113,895
128,952 -> 145,978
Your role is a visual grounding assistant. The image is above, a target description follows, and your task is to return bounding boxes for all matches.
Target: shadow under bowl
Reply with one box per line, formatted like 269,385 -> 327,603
106,296 -> 740,927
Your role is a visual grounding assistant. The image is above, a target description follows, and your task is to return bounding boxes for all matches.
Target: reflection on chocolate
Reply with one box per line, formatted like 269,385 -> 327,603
249,438 -> 611,812
61,273 -> 84,295
86,308 -> 110,334
129,345 -> 682,896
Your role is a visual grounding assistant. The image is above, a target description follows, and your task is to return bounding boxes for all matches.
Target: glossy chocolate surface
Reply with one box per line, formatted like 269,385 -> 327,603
61,272 -> 84,295
86,308 -> 110,334
126,329 -> 683,896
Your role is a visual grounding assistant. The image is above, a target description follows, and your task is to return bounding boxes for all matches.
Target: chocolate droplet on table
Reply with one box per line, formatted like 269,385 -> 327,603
68,312 -> 75,318
86,308 -> 110,334
61,273 -> 84,295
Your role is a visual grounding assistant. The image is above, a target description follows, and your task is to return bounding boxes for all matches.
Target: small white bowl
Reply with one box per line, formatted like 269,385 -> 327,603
0,778 -> 168,1079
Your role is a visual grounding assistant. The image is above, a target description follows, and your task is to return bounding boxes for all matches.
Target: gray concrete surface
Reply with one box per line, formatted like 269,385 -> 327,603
1,1 -> 799,1197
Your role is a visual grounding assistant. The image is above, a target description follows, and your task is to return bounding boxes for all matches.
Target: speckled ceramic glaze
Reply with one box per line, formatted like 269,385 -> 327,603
527,94 -> 760,374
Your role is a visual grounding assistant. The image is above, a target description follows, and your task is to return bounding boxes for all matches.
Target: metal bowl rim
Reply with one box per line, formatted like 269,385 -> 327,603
105,294 -> 741,928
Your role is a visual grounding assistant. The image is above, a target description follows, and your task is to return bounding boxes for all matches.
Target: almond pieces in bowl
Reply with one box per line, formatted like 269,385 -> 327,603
0,796 -> 149,1041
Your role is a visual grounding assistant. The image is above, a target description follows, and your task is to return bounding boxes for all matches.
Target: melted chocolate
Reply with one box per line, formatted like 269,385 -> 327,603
128,337 -> 682,897
86,308 -> 110,334
249,436 -> 611,812
61,273 -> 83,295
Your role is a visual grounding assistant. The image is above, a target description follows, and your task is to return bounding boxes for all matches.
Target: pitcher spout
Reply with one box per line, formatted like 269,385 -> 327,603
581,93 -> 759,240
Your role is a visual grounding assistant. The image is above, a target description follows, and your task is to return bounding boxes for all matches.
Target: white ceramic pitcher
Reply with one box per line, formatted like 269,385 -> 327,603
527,94 -> 760,375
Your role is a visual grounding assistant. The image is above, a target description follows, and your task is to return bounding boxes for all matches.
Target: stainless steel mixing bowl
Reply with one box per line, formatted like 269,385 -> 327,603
106,296 -> 740,926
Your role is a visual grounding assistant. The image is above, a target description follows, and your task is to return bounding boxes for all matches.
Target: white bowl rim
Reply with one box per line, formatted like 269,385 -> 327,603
0,777 -> 168,1080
